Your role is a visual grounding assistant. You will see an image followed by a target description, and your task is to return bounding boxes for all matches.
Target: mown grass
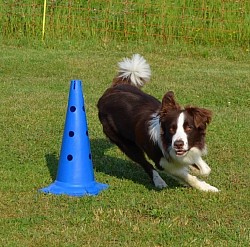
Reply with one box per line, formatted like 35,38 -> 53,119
0,43 -> 249,246
1,0 -> 250,47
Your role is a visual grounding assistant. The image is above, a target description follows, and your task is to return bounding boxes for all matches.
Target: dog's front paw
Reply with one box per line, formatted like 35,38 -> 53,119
199,181 -> 219,192
153,170 -> 167,189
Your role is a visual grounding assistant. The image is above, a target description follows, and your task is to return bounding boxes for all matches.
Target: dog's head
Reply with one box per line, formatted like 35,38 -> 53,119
159,91 -> 212,157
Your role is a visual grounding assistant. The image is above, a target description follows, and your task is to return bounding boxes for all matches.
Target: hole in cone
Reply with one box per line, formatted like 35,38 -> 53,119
67,155 -> 73,161
70,106 -> 76,112
69,131 -> 74,137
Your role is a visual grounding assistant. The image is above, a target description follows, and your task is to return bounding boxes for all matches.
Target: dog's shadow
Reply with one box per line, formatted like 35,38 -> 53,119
45,138 -> 180,190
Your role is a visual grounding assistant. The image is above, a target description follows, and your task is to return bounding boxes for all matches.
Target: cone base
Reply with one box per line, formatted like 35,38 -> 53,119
40,180 -> 108,197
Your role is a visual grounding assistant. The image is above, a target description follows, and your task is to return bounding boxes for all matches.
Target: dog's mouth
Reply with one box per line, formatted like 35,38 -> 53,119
175,149 -> 188,156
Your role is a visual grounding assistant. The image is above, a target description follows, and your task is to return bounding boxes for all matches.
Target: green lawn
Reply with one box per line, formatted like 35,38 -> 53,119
0,43 -> 249,246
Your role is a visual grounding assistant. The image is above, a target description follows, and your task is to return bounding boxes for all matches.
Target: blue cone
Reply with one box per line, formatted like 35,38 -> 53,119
40,80 -> 108,196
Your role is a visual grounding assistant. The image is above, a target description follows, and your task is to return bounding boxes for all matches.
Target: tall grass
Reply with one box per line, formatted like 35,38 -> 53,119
0,0 -> 249,47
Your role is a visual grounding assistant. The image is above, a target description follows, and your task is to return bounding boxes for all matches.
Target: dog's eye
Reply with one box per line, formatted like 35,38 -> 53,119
185,125 -> 193,132
169,126 -> 176,134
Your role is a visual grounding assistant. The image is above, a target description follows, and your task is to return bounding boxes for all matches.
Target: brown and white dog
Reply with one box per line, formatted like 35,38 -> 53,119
97,54 -> 219,192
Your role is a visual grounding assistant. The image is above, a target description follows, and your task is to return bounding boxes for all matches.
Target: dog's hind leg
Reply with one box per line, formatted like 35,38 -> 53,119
102,126 -> 167,188
116,139 -> 167,189
99,116 -> 167,188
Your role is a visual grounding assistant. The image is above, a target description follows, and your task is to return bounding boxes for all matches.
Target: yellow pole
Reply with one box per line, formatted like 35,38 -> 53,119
42,0 -> 47,40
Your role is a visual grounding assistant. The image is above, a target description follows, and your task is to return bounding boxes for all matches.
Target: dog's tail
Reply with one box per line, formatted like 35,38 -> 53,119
112,54 -> 151,88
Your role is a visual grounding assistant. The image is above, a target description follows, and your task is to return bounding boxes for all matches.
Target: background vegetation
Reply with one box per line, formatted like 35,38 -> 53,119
1,0 -> 250,47
0,0 -> 249,246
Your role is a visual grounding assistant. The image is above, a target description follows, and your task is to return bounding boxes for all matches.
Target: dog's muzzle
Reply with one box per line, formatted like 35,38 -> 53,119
173,140 -> 187,156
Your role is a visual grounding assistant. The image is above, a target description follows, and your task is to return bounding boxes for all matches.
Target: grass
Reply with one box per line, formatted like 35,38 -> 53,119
0,42 -> 250,246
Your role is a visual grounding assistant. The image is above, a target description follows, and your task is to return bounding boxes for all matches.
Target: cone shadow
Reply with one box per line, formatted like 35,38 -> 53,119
45,153 -> 58,181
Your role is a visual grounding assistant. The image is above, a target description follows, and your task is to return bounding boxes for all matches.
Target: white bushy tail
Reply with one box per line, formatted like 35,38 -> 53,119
118,54 -> 151,88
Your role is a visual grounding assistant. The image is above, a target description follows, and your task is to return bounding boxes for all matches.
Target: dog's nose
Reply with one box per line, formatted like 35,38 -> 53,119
174,140 -> 184,149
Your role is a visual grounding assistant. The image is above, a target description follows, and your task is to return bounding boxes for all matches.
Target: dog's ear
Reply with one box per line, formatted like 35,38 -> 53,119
161,91 -> 181,113
185,106 -> 212,128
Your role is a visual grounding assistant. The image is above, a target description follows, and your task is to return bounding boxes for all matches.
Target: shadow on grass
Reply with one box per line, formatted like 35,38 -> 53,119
90,138 -> 181,190
44,138 -> 181,190
45,153 -> 58,181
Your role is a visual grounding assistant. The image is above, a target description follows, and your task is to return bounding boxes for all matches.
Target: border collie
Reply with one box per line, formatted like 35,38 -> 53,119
97,54 -> 219,192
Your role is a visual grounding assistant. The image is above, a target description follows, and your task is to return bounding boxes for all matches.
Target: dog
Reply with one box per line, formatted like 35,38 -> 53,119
97,54 -> 219,192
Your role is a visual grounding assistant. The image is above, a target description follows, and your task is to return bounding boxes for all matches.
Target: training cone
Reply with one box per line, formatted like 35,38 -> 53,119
40,80 -> 108,196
